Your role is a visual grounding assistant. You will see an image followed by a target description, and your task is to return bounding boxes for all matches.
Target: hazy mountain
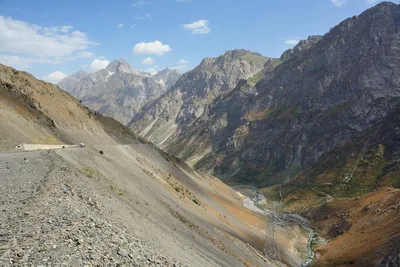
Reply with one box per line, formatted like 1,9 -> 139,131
58,59 -> 182,124
152,68 -> 182,89
129,49 -> 271,146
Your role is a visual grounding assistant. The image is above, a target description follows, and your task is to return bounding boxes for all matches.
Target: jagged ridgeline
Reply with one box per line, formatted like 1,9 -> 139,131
58,59 -> 181,125
130,2 -> 400,192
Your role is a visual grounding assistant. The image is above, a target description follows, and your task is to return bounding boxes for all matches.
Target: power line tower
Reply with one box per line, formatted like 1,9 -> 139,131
264,203 -> 281,265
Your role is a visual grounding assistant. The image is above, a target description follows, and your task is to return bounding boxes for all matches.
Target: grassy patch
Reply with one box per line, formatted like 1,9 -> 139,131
248,71 -> 264,85
385,171 -> 400,188
323,102 -> 349,117
82,166 -> 97,178
244,108 -> 273,121
259,185 -> 281,203
240,54 -> 268,64
109,184 -> 125,196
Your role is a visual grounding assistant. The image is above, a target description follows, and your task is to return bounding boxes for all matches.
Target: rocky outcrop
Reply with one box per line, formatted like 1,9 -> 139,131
128,49 -> 270,147
58,60 -> 181,124
134,2 -> 400,188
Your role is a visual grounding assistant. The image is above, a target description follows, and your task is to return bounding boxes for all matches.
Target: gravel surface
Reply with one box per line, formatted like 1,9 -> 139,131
0,150 -> 184,267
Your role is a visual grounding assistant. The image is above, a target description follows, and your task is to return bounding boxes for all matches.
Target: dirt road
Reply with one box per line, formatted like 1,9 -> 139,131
0,145 -> 271,266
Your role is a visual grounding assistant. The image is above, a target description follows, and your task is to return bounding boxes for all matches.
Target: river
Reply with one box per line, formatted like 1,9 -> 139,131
233,185 -> 316,267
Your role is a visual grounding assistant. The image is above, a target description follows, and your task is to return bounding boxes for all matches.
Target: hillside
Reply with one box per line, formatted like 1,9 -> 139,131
140,2 -> 400,190
129,49 -> 271,147
58,59 -> 181,124
0,63 -> 314,266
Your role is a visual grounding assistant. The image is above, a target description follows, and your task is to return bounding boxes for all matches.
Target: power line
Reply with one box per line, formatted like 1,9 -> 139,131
264,203 -> 281,265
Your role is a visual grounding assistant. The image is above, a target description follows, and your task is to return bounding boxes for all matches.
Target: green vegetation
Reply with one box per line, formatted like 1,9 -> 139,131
240,54 -> 268,64
323,102 -> 349,117
82,166 -> 98,178
200,67 -> 215,74
244,107 -> 273,121
386,172 -> 400,188
267,105 -> 301,120
303,59 -> 313,66
259,185 -> 281,203
248,71 -> 265,85
109,184 -> 125,196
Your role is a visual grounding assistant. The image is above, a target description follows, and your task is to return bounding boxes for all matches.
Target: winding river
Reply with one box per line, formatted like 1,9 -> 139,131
233,185 -> 316,267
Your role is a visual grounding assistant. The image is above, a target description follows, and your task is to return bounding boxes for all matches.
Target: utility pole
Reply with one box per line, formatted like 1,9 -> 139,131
264,203 -> 281,265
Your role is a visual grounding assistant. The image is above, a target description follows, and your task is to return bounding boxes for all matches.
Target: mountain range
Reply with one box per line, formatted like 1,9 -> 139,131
130,2 -> 400,191
4,2 -> 399,266
58,59 -> 181,124
0,63 -> 276,267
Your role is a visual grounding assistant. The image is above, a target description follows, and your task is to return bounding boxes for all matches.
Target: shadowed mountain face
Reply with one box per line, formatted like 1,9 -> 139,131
128,49 -> 271,147
129,3 -> 400,189
58,59 -> 181,125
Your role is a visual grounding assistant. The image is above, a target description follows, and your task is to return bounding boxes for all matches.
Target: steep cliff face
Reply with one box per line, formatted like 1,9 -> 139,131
128,49 -> 271,146
160,2 -> 400,187
58,60 -> 181,124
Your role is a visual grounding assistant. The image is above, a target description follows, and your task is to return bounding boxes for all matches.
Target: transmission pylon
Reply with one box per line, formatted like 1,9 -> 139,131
264,203 -> 281,265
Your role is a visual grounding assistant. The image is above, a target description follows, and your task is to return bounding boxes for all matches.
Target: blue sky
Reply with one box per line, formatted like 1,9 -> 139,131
0,0 -> 397,83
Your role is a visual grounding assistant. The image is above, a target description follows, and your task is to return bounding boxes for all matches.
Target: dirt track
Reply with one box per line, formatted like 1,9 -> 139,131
0,145 -> 274,266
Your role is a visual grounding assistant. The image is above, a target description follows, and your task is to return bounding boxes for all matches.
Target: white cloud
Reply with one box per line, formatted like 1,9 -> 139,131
182,19 -> 210,34
144,68 -> 158,75
0,16 -> 95,58
12,7 -> 28,13
0,55 -> 61,69
331,0 -> 347,7
90,59 -> 110,72
43,71 -> 69,84
133,40 -> 171,55
60,26 -> 73,33
134,14 -> 152,20
76,51 -> 95,58
141,57 -> 155,65
284,39 -> 299,45
118,24 -> 124,28
366,0 -> 378,4
132,0 -> 145,7
171,65 -> 188,71
177,59 -> 188,65
132,0 -> 155,7
176,0 -> 192,2
0,16 -> 96,69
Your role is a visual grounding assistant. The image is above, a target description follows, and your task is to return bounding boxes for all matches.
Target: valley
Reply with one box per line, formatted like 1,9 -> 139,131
1,1 -> 400,266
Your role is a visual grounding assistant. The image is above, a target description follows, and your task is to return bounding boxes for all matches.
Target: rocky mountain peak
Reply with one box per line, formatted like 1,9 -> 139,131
152,68 -> 182,89
280,35 -> 322,60
154,68 -> 180,77
58,58 -> 180,124
105,58 -> 144,76
221,49 -> 265,60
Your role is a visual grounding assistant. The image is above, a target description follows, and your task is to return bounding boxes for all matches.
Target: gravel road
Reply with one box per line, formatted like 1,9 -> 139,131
0,150 -> 184,267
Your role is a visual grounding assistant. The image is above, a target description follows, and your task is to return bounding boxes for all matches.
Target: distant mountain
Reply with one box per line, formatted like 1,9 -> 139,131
58,59 -> 182,124
152,68 -> 181,89
128,49 -> 271,146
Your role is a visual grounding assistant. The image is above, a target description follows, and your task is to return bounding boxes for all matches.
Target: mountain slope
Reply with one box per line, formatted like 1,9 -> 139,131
58,59 -> 181,124
1,63 -> 312,266
157,2 -> 400,189
0,63 -> 138,151
129,49 -> 272,147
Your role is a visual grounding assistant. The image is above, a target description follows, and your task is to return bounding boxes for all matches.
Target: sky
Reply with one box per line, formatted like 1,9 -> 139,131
0,0 -> 398,83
